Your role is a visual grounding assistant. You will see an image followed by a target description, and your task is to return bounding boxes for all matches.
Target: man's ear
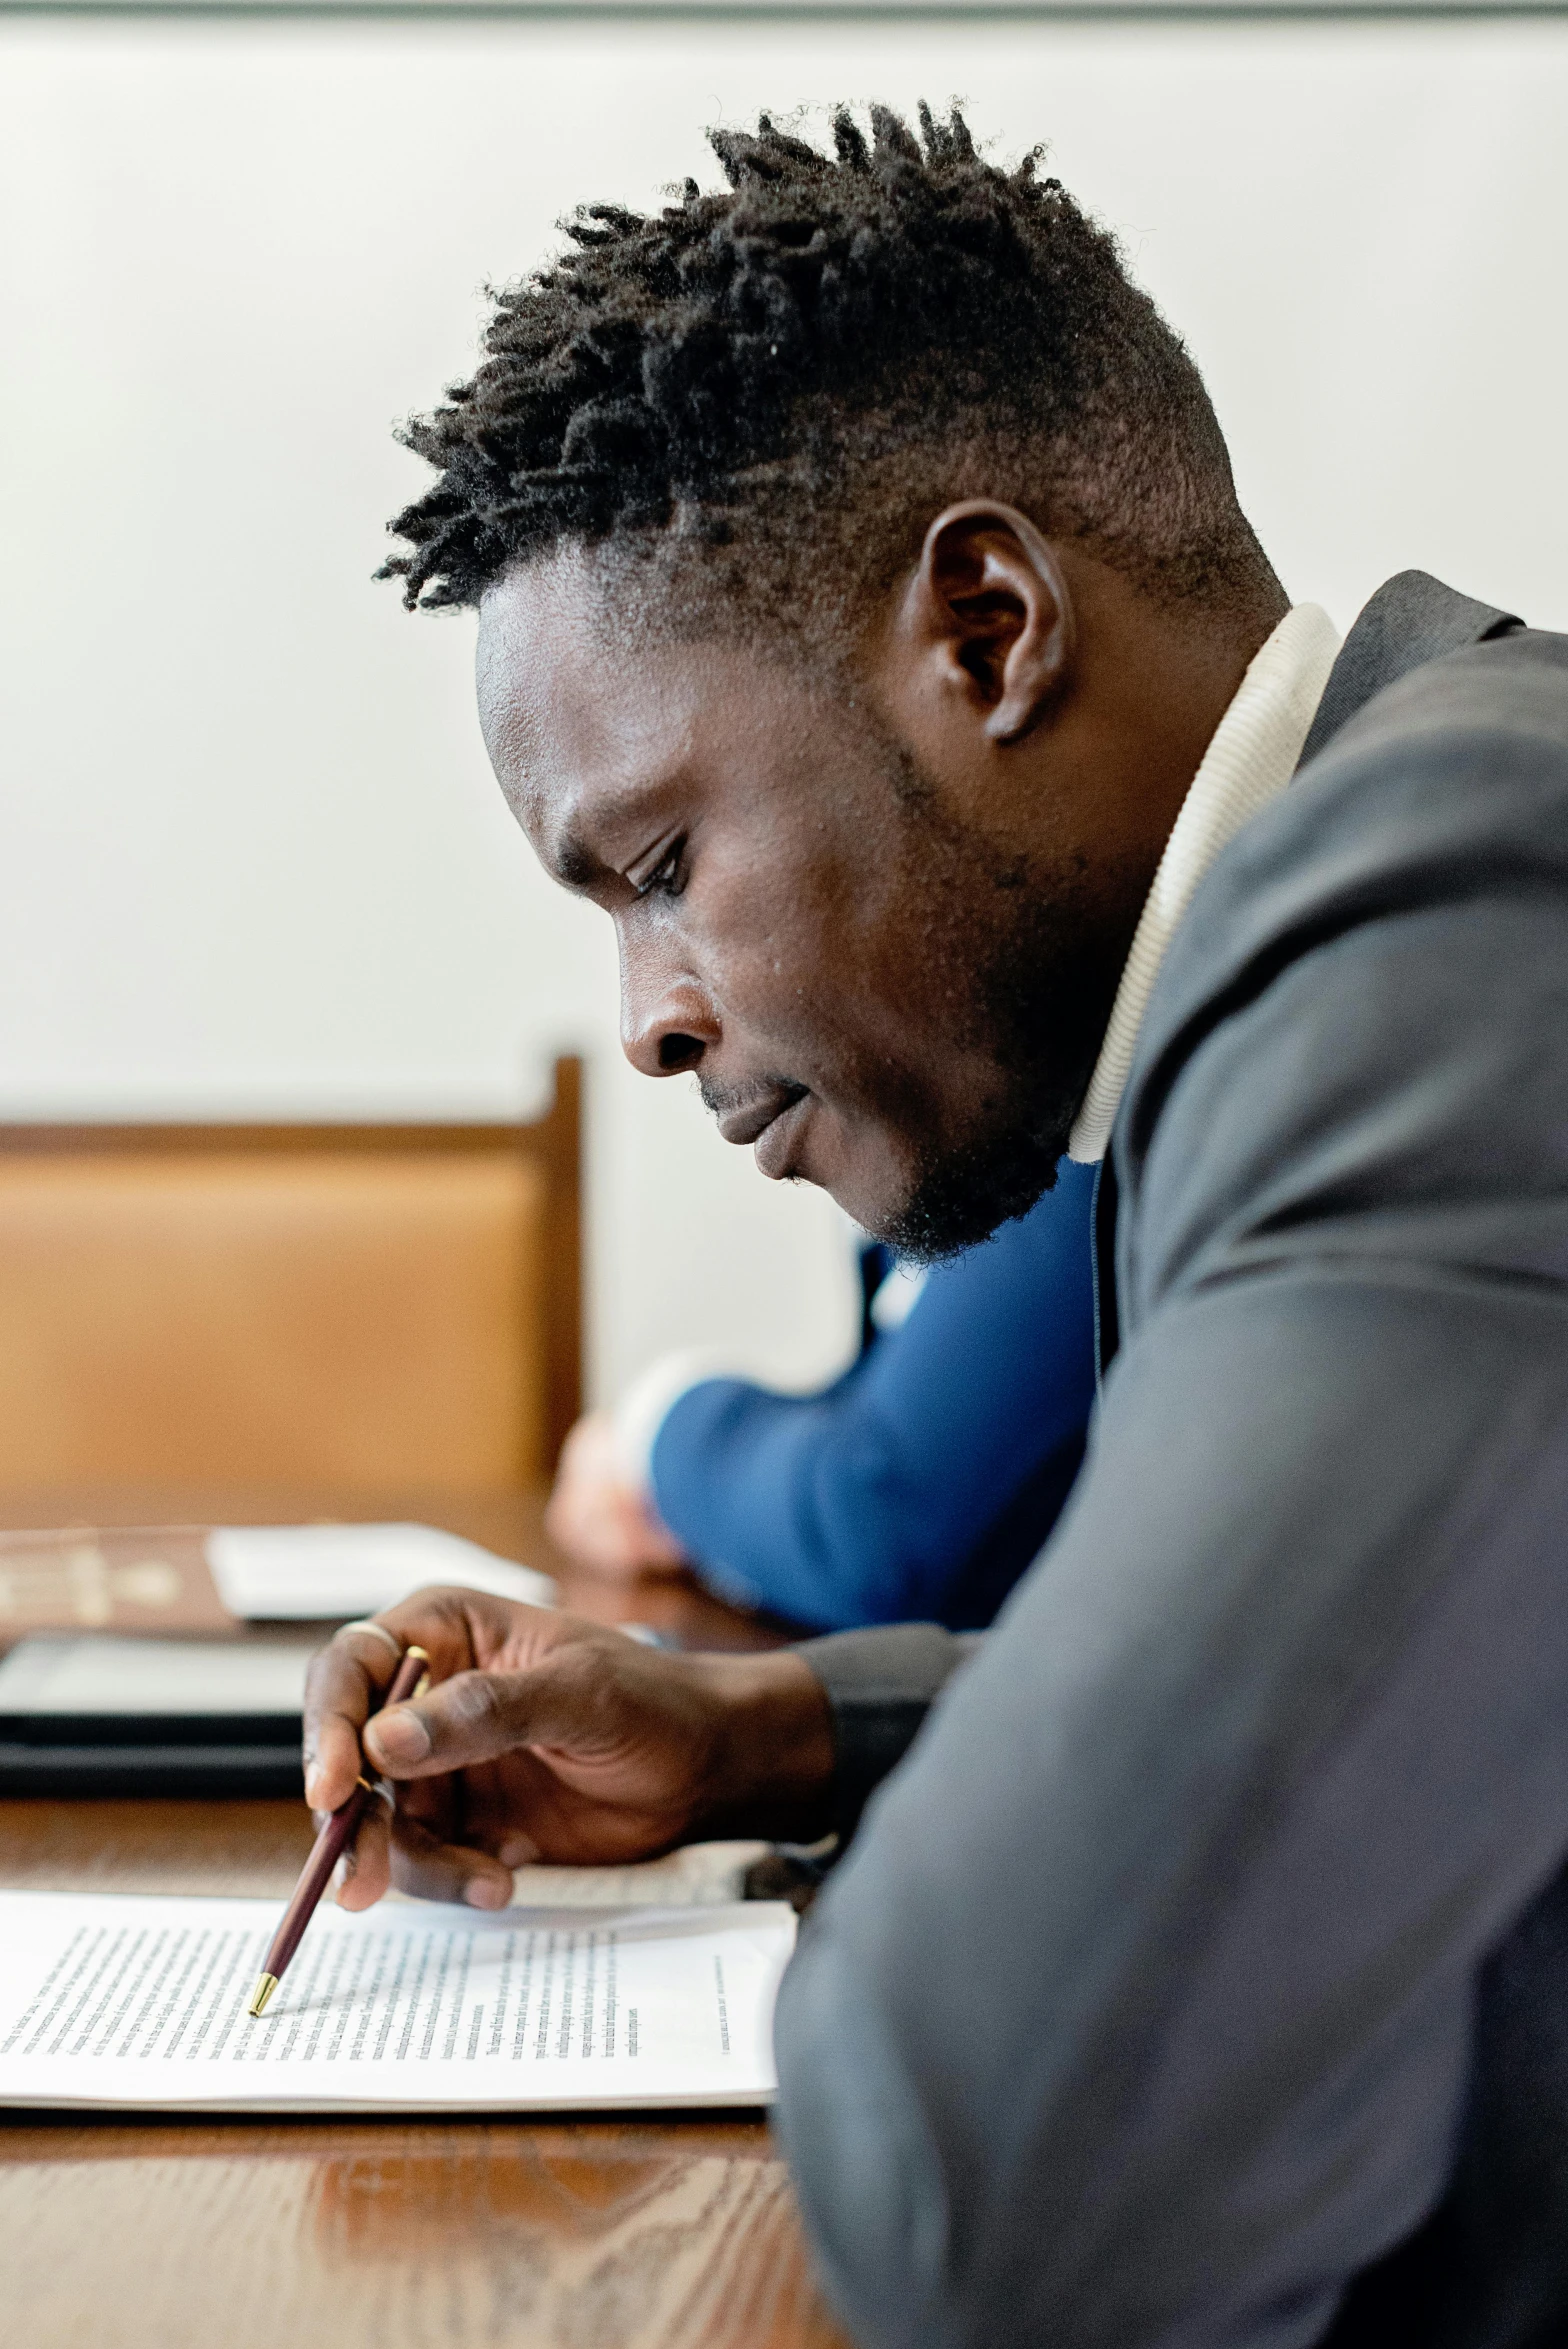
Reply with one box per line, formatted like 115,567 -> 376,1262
898,501 -> 1075,744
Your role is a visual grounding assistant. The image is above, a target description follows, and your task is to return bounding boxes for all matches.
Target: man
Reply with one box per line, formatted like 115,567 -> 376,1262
305,106 -> 1568,2347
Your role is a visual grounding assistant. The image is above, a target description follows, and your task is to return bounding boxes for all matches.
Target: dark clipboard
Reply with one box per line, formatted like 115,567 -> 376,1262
0,1636 -> 307,1797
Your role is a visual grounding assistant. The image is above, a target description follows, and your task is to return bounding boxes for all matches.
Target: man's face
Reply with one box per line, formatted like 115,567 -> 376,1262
477,548 -> 1125,1256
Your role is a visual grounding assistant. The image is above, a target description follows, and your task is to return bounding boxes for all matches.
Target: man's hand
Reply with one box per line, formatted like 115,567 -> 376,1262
302,1588 -> 834,1912
545,1411 -> 691,1581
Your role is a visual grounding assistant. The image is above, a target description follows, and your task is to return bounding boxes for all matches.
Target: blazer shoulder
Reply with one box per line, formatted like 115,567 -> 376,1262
1174,622 -> 1568,988
1118,625 -> 1568,1169
1297,567 -> 1523,765
1307,623 -> 1568,778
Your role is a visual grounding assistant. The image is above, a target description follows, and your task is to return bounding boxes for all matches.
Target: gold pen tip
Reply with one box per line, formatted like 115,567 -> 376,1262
247,1973 -> 278,2019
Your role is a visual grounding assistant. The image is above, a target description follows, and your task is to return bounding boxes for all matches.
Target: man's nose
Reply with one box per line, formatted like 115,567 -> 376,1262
620,956 -> 721,1080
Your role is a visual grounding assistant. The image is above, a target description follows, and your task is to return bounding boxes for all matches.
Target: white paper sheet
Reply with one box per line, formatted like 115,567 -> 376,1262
507,1841 -> 770,1910
0,1891 -> 793,2113
206,1523 -> 556,1621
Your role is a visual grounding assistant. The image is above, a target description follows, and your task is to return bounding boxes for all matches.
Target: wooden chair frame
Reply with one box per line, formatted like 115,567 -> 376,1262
0,1053 -> 583,1478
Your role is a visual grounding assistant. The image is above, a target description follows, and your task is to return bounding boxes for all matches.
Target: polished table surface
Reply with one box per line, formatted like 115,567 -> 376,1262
0,1488 -> 846,2349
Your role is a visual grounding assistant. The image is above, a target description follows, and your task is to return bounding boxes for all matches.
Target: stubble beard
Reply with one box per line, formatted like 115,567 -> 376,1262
871,787 -> 1133,1265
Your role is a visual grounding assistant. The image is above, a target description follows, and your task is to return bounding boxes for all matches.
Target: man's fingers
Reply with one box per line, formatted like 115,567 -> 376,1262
331,1795 -> 393,1911
301,1588 -> 521,1809
363,1652 -> 613,1781
388,1812 -> 514,1910
302,1622 -> 408,1812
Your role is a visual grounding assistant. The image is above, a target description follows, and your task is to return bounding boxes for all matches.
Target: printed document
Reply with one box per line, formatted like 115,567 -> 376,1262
0,1891 -> 793,2113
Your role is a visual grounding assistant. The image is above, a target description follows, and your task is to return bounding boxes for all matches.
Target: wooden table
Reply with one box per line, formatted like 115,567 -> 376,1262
0,1490 -> 846,2349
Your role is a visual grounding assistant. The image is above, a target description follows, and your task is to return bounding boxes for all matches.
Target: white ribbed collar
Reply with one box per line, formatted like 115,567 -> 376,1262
1065,602 -> 1342,1164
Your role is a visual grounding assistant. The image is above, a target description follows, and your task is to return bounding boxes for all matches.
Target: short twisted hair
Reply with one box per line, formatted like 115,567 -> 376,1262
381,103 -> 1279,637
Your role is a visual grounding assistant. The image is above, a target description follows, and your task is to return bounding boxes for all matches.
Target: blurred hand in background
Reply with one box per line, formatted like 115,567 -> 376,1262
545,1410 -> 690,1581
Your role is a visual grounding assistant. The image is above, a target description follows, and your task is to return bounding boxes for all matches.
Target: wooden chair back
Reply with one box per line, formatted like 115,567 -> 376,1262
0,1058 -> 581,1499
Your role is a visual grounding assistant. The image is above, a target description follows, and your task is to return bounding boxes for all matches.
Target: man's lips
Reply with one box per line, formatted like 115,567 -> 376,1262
753,1090 -> 813,1180
715,1083 -> 813,1176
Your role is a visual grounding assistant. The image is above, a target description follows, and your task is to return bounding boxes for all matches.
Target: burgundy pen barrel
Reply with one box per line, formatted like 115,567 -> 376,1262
246,1642 -> 429,2018
255,1783 -> 374,1995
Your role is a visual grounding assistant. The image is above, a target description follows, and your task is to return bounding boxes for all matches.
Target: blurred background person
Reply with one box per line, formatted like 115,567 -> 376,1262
547,1159 -> 1098,1630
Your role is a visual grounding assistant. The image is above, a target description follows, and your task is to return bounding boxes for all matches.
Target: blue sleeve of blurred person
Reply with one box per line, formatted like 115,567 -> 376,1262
647,1159 -> 1099,1632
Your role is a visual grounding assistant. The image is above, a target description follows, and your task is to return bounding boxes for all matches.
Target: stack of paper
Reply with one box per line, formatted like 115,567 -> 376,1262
0,1518 -> 562,1797
0,1890 -> 795,2113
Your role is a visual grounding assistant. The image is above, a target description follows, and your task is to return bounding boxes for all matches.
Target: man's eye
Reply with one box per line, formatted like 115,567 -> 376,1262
634,839 -> 687,900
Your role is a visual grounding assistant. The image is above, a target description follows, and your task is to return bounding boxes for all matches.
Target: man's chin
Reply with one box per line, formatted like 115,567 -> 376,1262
799,1067 -> 1084,1262
873,1116 -> 1074,1264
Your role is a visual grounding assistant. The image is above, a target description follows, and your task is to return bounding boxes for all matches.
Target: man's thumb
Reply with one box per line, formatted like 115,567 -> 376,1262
363,1659 -> 584,1776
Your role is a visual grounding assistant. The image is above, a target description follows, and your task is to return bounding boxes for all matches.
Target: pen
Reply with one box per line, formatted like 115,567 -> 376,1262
246,1641 -> 430,2019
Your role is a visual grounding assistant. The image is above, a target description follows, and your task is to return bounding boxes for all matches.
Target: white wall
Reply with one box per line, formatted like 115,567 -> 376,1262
3,13 -> 1566,1404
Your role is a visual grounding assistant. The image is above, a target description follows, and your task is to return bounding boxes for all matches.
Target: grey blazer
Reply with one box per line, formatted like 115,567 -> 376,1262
774,574 -> 1568,2349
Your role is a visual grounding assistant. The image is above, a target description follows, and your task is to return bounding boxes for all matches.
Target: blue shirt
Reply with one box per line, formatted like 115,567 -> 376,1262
648,1159 -> 1099,1631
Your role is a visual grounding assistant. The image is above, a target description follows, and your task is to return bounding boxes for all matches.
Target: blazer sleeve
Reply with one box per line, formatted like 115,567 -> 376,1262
771,644 -> 1568,2349
793,1624 -> 982,1841
648,1161 -> 1099,1629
